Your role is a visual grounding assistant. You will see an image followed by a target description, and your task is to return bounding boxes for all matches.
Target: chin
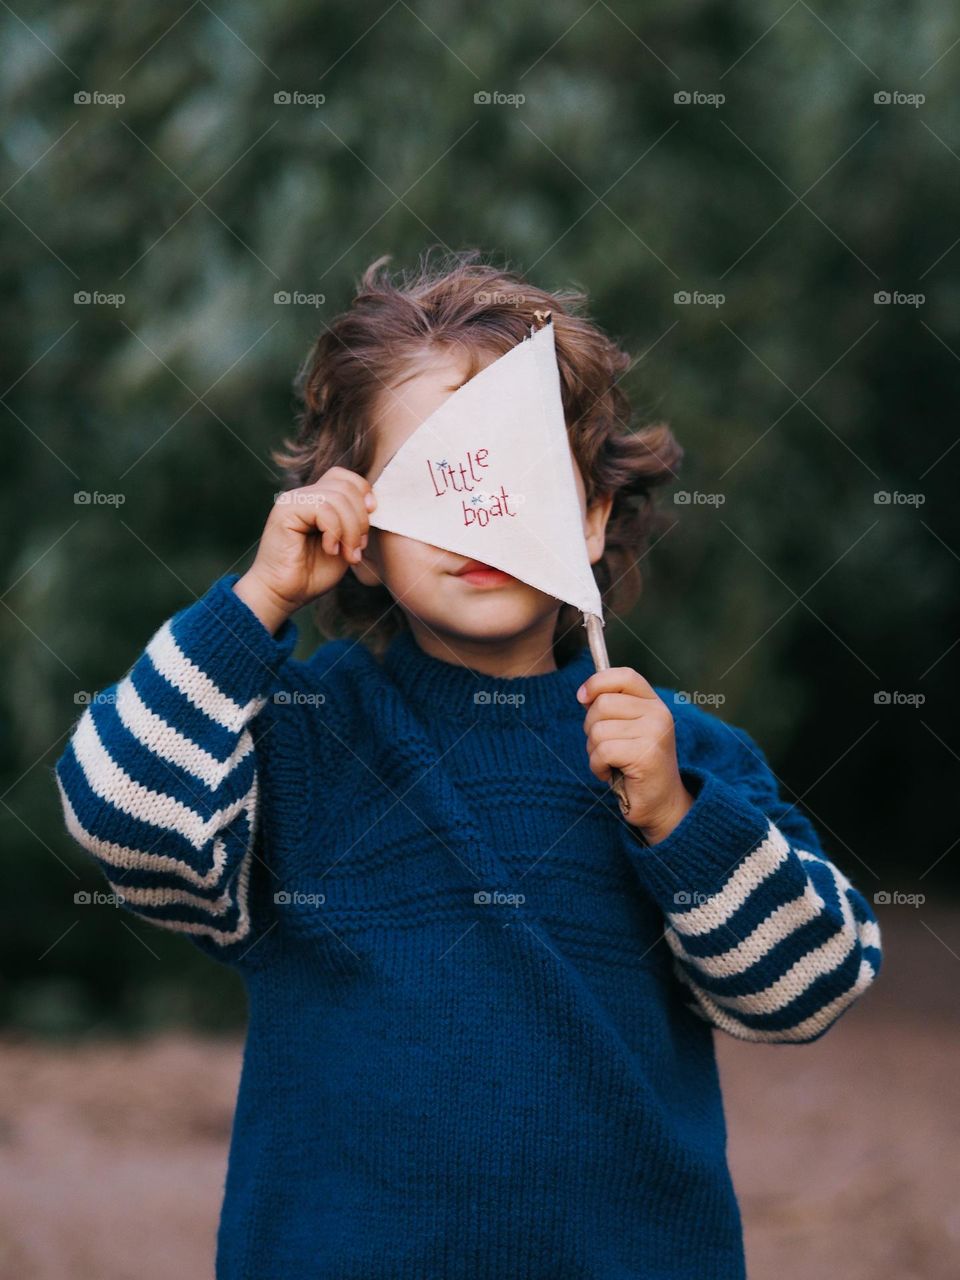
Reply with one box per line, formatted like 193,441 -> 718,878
414,595 -> 545,642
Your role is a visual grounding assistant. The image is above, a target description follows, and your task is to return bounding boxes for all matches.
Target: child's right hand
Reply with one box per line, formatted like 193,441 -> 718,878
233,468 -> 376,634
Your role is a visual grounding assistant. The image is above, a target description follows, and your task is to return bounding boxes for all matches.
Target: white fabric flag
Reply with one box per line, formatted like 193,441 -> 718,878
368,318 -> 603,619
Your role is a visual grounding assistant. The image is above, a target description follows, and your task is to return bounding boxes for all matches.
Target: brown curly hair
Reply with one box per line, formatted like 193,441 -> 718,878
272,247 -> 683,663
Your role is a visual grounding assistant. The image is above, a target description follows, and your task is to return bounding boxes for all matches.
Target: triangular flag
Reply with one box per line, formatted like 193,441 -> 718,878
368,319 -> 603,619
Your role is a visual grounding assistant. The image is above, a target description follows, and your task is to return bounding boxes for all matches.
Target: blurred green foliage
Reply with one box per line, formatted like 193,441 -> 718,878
2,1 -> 957,1031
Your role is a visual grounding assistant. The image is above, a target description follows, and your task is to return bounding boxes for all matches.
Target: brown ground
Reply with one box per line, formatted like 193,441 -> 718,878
1,905 -> 956,1279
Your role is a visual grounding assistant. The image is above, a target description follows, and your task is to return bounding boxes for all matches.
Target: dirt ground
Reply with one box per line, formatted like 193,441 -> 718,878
1,905 -> 956,1279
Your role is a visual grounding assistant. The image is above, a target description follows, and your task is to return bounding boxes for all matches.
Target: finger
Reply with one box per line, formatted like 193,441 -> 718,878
287,471 -> 373,538
325,467 -> 377,512
590,713 -> 676,762
576,667 -> 657,706
321,481 -> 371,558
582,691 -> 655,734
322,475 -> 377,544
313,488 -> 370,554
587,738 -> 637,782
586,717 -> 651,749
315,505 -> 343,558
275,489 -> 340,553
292,490 -> 345,557
305,483 -> 366,560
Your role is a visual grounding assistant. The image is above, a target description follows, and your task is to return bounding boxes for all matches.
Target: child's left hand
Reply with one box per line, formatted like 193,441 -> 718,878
577,668 -> 695,843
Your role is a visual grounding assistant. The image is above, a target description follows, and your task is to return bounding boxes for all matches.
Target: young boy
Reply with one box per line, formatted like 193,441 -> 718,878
54,250 -> 882,1280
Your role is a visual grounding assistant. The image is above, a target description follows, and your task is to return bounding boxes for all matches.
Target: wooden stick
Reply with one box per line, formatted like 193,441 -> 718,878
532,308 -> 628,817
583,612 -> 631,817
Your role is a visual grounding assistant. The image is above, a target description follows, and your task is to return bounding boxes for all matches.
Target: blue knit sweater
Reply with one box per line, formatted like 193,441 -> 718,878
54,572 -> 882,1279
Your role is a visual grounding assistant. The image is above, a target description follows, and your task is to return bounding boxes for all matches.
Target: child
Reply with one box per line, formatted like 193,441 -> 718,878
54,249 -> 882,1280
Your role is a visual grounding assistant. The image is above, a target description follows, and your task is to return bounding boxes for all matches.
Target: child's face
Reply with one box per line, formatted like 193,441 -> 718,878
351,346 -> 612,649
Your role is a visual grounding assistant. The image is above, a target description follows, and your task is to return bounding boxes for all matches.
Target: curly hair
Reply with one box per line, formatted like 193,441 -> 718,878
272,247 -> 683,663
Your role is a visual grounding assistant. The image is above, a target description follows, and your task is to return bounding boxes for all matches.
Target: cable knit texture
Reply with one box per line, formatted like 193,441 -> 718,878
53,571 -> 882,1280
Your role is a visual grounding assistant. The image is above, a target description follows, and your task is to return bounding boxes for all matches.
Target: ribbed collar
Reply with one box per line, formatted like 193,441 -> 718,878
381,628 -> 595,725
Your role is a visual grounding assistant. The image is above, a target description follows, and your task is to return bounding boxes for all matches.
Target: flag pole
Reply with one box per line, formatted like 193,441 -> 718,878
530,310 -> 632,819
583,613 -> 632,817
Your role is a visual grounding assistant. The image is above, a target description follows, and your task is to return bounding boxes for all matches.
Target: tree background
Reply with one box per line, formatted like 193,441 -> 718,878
2,0 -> 957,1033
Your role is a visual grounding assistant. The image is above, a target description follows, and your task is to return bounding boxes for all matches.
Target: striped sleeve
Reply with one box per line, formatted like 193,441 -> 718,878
621,725 -> 882,1043
53,572 -> 299,958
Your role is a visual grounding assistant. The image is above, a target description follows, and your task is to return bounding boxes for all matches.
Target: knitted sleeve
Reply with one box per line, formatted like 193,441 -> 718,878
53,572 -> 300,960
621,717 -> 882,1043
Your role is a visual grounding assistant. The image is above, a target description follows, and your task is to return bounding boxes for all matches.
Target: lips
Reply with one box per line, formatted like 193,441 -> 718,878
454,559 -> 498,576
452,559 -> 515,583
